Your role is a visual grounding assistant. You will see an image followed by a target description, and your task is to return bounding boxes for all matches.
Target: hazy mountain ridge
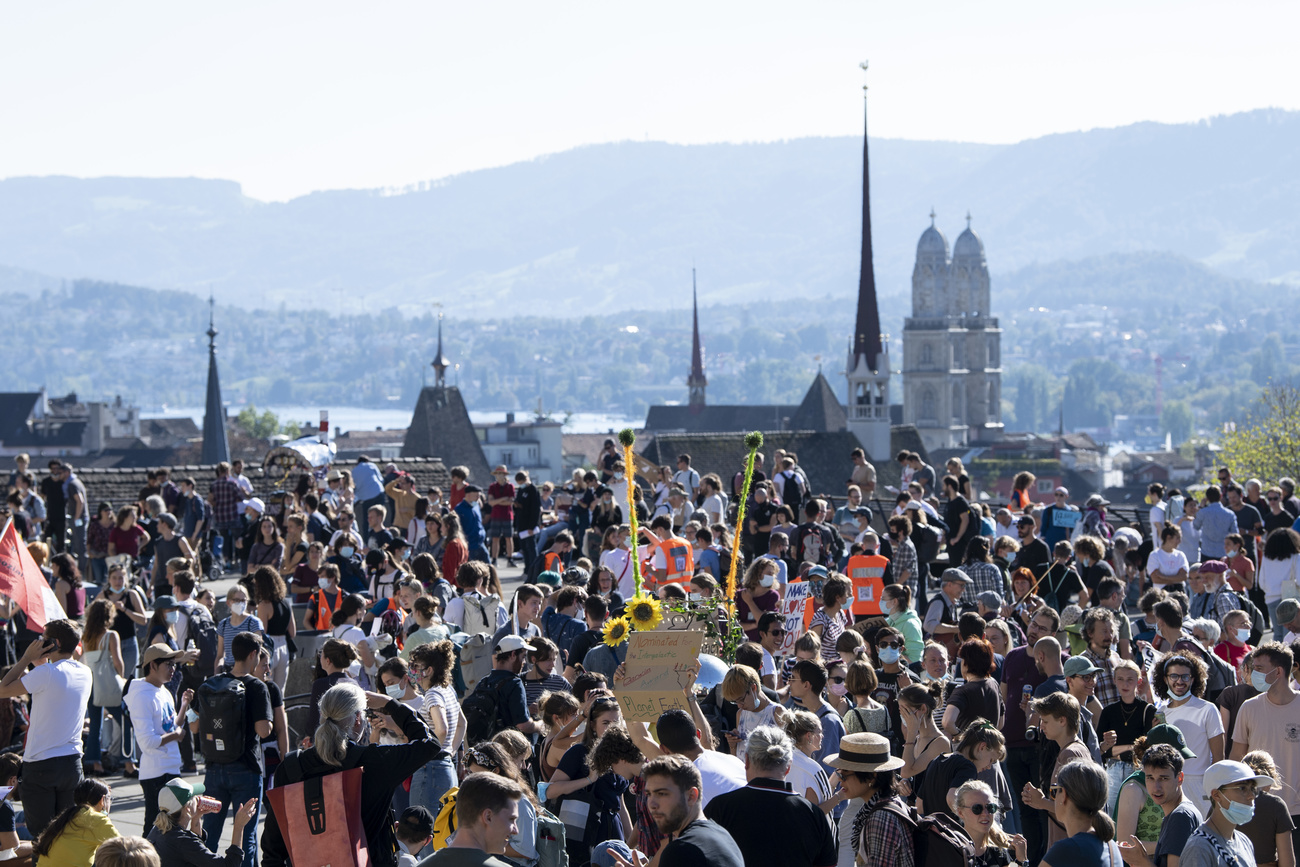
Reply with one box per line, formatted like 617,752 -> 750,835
0,108 -> 1295,313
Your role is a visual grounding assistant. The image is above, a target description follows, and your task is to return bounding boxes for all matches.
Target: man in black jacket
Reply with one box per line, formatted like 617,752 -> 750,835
514,471 -> 543,577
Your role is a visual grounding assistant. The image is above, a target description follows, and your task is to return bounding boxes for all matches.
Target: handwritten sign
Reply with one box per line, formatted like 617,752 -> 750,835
777,582 -> 812,655
615,630 -> 705,722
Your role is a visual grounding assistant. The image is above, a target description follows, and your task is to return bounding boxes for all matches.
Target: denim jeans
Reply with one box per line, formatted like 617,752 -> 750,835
90,557 -> 108,586
202,761 -> 264,867
85,704 -> 126,764
408,759 -> 458,858
520,535 -> 540,577
1005,745 -> 1046,866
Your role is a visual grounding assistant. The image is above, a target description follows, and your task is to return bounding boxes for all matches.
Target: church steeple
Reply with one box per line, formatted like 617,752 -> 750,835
845,61 -> 892,461
201,294 -> 230,465
687,268 -> 707,409
431,312 -> 451,388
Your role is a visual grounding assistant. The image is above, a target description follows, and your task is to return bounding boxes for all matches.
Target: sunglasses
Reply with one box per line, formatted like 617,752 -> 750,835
1049,785 -> 1064,800
877,640 -> 903,650
1268,497 -> 1281,503
768,628 -> 787,638
964,803 -> 1002,816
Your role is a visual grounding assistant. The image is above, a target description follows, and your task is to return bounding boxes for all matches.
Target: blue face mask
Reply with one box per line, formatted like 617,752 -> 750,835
165,611 -> 179,624
1221,798 -> 1255,825
385,684 -> 405,699
1251,669 -> 1275,692
340,546 -> 355,558
879,647 -> 902,665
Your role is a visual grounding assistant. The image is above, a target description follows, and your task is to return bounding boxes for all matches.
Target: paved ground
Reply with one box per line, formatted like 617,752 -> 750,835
95,558 -> 532,841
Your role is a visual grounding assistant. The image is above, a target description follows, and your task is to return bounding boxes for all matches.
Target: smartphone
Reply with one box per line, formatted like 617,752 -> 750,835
41,639 -> 57,654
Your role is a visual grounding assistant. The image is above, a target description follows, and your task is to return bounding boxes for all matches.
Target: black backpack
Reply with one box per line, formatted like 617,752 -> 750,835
195,674 -> 248,763
782,473 -> 804,515
872,801 -> 975,867
462,675 -> 510,745
180,603 -> 220,689
1227,589 -> 1267,646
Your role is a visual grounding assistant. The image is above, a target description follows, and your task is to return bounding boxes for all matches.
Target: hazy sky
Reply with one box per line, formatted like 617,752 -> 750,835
3,2 -> 1296,202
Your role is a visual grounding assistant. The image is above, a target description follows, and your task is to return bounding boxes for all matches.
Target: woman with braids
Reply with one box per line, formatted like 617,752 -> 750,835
1040,760 -> 1122,866
260,681 -> 446,867
33,778 -> 118,866
914,719 -> 1006,823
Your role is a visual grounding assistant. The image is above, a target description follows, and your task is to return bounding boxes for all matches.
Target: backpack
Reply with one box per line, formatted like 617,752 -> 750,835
912,524 -> 941,564
781,472 -> 805,515
716,546 -> 733,585
1226,588 -> 1267,646
535,808 -> 568,867
195,674 -> 247,764
180,603 -> 220,689
431,786 -> 458,850
461,593 -> 501,637
542,608 -> 587,662
267,748 -> 367,867
872,800 -> 974,867
457,633 -> 493,697
461,674 -> 511,745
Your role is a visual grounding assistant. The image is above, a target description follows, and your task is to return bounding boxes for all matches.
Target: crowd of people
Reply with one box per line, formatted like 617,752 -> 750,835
2,448 -> 1300,867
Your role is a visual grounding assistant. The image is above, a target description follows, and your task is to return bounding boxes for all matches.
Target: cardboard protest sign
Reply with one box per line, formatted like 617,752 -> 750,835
614,630 -> 705,722
777,581 -> 812,655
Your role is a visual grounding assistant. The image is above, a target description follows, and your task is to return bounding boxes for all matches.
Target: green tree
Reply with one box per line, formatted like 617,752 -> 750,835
236,405 -> 295,439
1160,400 -> 1194,446
1219,384 -> 1300,483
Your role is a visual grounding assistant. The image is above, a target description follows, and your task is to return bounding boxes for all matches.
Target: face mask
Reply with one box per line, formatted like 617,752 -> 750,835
759,574 -> 775,588
401,548 -> 411,561
922,671 -> 949,683
1145,494 -> 1153,505
1251,669 -> 1275,691
1237,628 -> 1252,644
1221,798 -> 1255,825
1078,557 -> 1091,568
165,611 -> 179,624
829,682 -> 848,697
386,683 -> 405,699
879,647 -> 902,665
340,547 -> 355,558
319,577 -> 332,590
686,592 -> 702,601
614,473 -> 624,481
229,602 -> 247,616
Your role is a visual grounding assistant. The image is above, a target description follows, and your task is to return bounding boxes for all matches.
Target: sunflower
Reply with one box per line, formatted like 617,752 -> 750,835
602,616 -> 632,648
625,594 -> 663,632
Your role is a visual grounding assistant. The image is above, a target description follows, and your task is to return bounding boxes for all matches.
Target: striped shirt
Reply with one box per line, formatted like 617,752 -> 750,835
217,615 -> 264,668
811,609 -> 850,663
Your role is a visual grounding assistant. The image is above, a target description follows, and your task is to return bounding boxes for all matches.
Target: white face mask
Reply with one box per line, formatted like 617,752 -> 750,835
319,577 -> 332,590
386,683 -> 405,699
759,574 -> 775,588
229,602 -> 247,616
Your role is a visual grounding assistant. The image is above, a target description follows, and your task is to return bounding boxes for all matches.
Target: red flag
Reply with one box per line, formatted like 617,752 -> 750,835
0,520 -> 64,632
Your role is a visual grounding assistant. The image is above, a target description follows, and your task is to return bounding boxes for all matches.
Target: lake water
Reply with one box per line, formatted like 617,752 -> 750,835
147,404 -> 641,435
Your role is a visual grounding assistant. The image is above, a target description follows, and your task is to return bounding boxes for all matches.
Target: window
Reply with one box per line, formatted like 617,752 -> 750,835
501,450 -> 514,465
921,389 -> 937,422
920,344 -> 933,367
1037,480 -> 1055,494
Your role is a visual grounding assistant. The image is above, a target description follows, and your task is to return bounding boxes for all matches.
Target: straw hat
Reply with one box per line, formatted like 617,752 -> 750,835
824,733 -> 903,773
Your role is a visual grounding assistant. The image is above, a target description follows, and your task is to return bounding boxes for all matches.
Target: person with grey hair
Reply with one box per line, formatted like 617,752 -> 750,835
704,725 -> 837,867
260,681 -> 445,867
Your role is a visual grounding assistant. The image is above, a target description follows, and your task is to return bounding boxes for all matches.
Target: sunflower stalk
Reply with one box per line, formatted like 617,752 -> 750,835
723,432 -> 764,616
617,428 -> 644,597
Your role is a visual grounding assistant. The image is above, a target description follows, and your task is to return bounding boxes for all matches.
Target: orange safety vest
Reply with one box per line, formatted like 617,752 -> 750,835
653,536 -> 694,585
311,587 -> 345,629
846,554 -> 888,617
543,551 -> 566,574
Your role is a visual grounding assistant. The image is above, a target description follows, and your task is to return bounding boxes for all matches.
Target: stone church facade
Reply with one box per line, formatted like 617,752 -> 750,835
902,213 -> 1004,451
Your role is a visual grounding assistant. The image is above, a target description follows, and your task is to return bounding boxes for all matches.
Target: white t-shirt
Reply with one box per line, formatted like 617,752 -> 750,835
703,494 -> 726,524
22,658 -> 93,762
673,469 -> 701,499
1175,516 -> 1200,564
1149,502 -> 1167,529
1161,696 -> 1223,776
787,748 -> 832,805
760,647 -> 777,678
600,547 -> 636,599
122,678 -> 182,779
1147,547 -> 1189,580
693,748 -> 747,806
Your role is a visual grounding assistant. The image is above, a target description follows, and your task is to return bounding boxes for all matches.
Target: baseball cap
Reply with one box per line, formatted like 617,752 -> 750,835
806,565 -> 829,579
1202,760 -> 1275,796
495,635 -> 537,654
1064,656 -> 1102,678
1145,723 -> 1197,759
140,643 -> 186,669
152,595 -> 179,610
976,591 -> 1003,610
536,570 -> 563,589
941,568 -> 972,585
396,805 -> 435,841
1085,494 -> 1111,508
1276,598 -> 1300,624
246,497 -> 265,515
463,484 -> 482,494
1054,486 -> 1069,496
158,778 -> 206,814
904,501 -> 922,511
1016,514 -> 1036,526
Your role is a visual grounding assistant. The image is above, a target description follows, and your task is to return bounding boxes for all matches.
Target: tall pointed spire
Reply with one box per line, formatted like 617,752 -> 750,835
687,268 -> 707,409
845,61 -> 892,462
852,63 -> 884,372
201,294 -> 230,464
431,311 -> 451,388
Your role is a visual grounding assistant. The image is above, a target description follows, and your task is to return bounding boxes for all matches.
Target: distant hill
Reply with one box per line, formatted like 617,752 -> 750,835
0,108 -> 1296,314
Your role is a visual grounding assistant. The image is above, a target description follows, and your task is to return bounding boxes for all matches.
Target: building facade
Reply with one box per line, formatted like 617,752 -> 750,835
902,213 -> 1003,451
